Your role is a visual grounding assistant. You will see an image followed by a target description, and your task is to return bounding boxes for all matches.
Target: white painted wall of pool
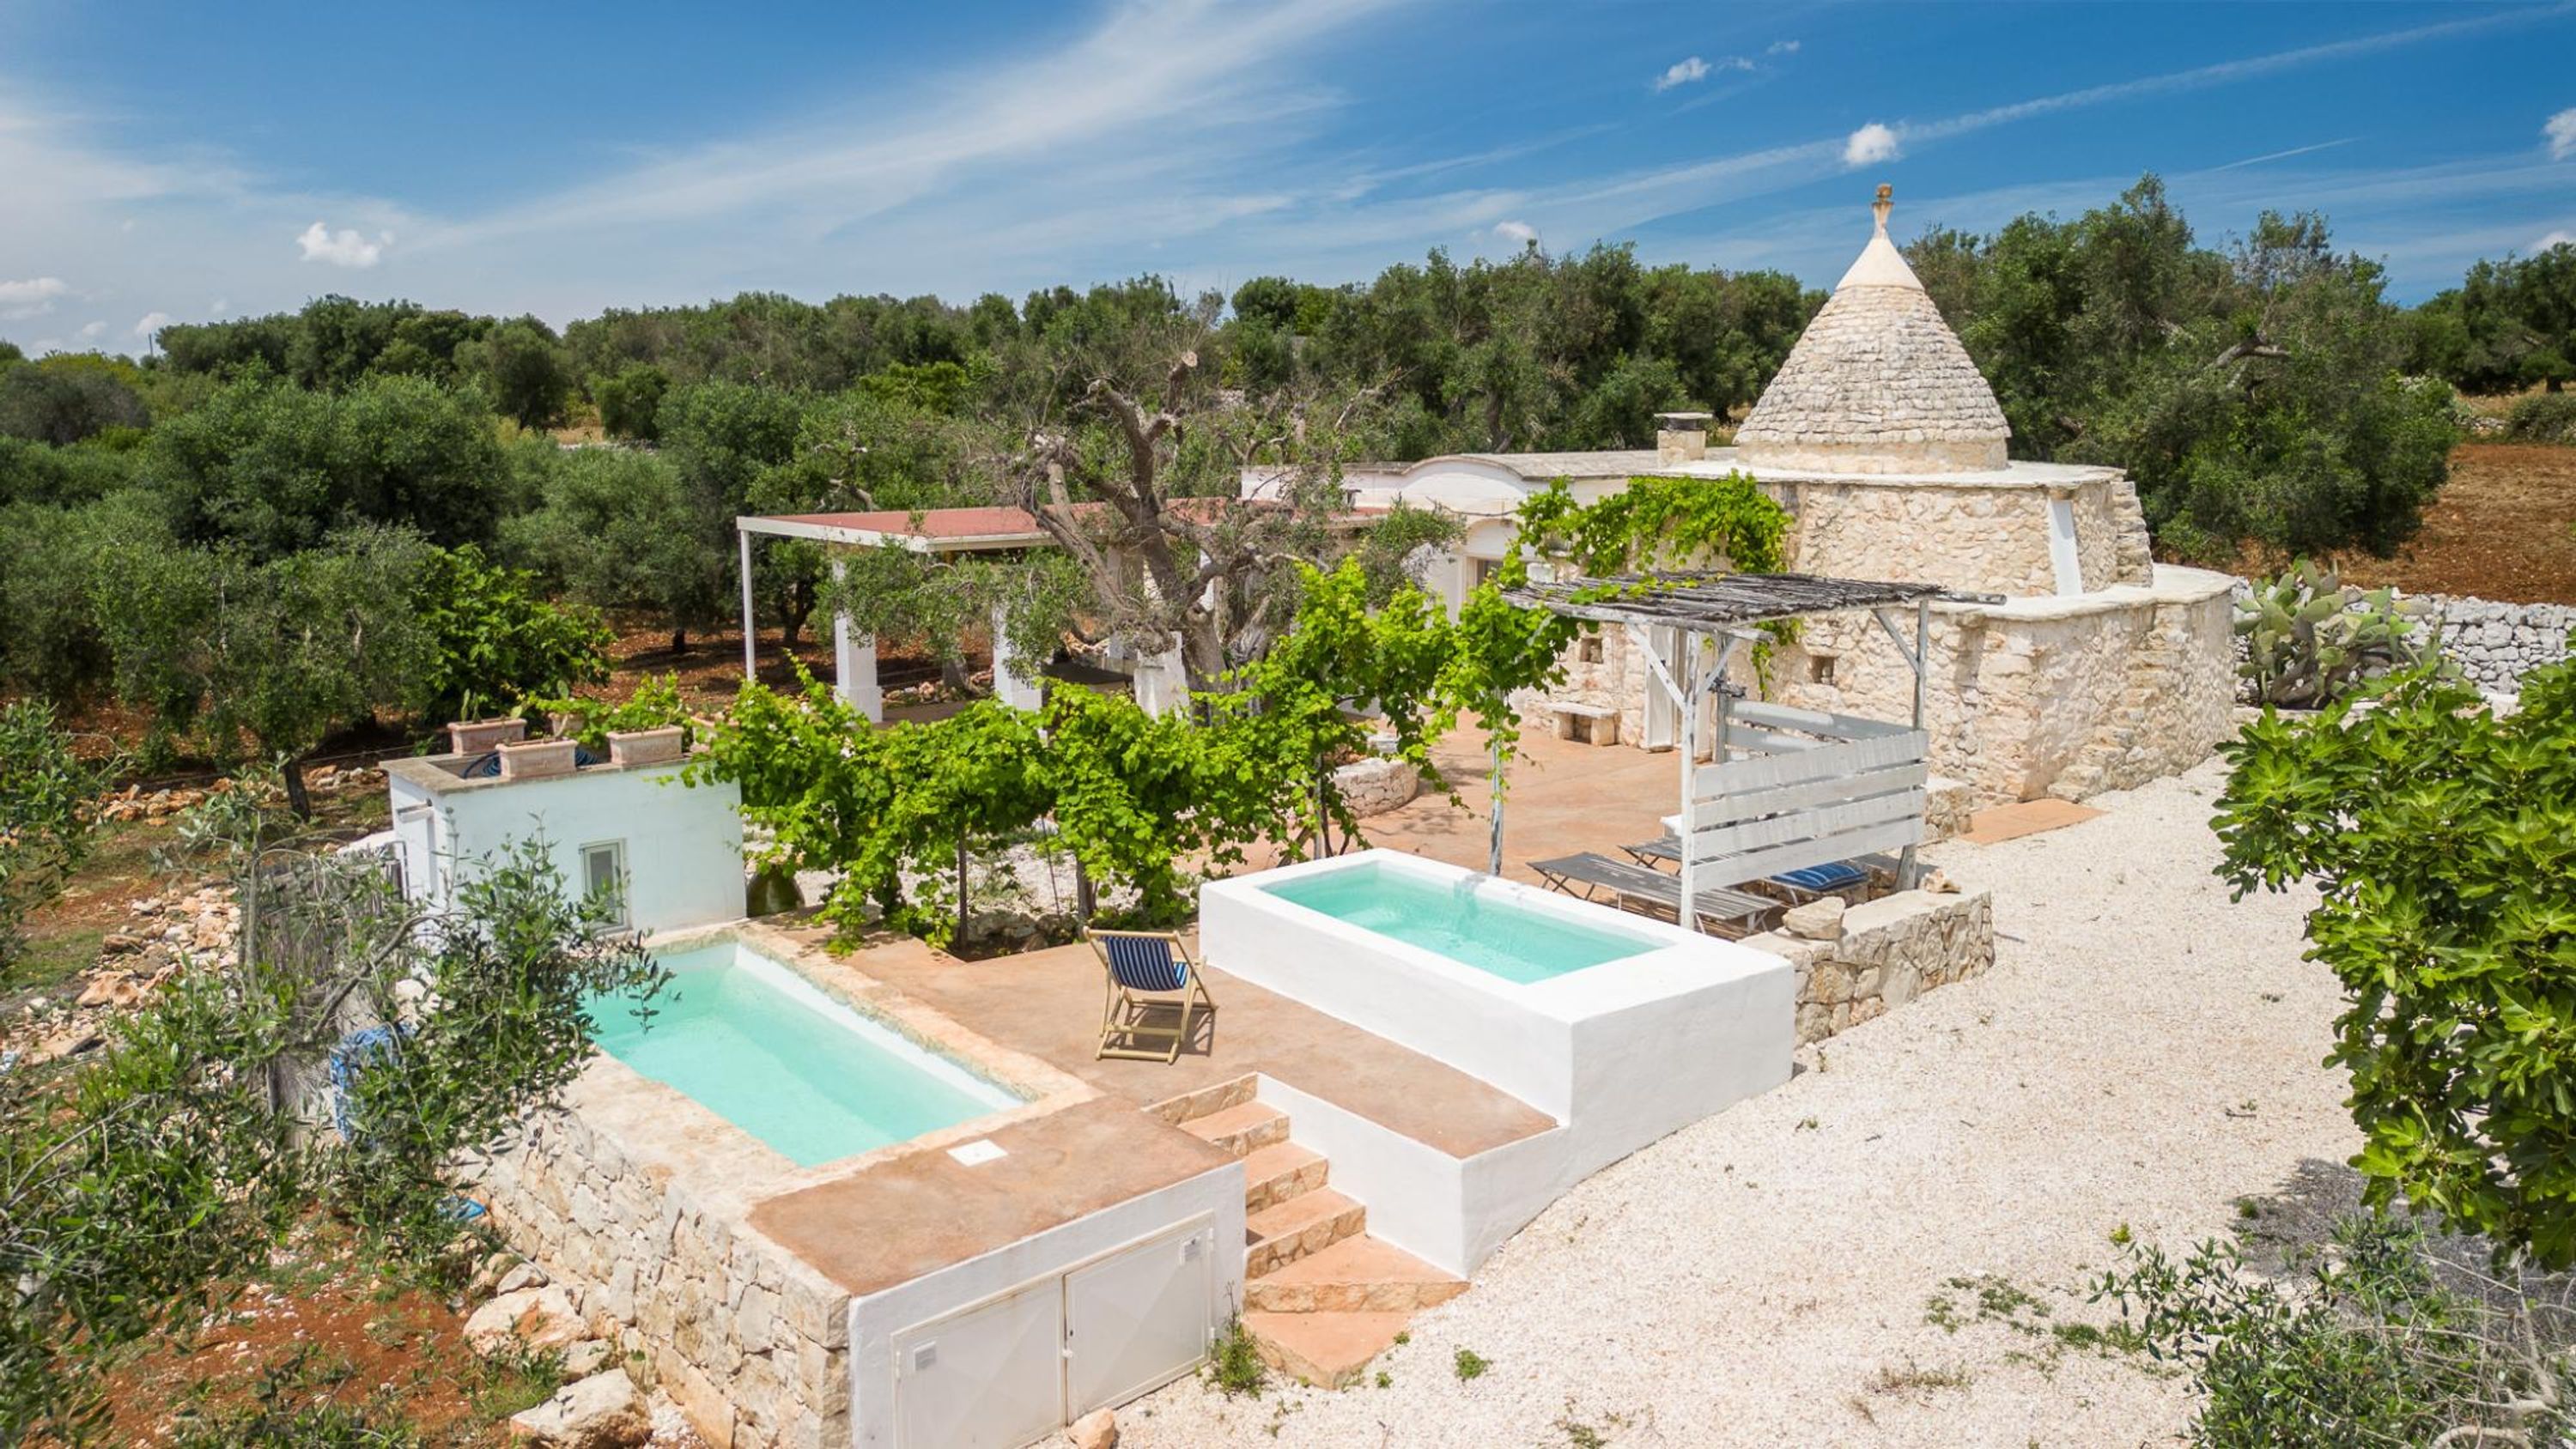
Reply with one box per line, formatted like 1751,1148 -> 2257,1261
1203,851 -> 1794,1275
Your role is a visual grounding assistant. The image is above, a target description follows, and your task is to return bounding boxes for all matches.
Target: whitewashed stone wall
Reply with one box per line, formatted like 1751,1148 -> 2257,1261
1741,888 -> 1995,1045
2417,593 -> 2576,695
476,1104 -> 852,1449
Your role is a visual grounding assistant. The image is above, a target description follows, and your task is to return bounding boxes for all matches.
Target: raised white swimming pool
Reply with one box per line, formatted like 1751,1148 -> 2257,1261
1202,849 -> 1793,1129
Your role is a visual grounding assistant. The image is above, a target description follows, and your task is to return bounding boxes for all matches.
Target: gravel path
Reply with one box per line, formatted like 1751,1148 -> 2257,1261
1119,760 -> 2352,1448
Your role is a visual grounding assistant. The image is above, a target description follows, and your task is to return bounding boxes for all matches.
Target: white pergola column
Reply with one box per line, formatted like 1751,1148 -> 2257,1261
991,603 -> 1046,711
829,555 -> 882,723
738,529 -> 758,681
1132,641 -> 1188,718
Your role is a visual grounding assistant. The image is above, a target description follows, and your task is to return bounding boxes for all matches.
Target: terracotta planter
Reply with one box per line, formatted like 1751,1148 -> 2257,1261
607,726 -> 687,767
447,717 -> 527,755
496,737 -> 578,780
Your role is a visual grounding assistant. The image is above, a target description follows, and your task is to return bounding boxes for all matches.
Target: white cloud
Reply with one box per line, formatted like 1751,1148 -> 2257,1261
1843,123 -> 1902,167
210,298 -> 228,316
1654,57 -> 1710,92
0,276 -> 72,319
2538,229 -> 2575,252
1493,219 -> 1538,246
76,320 -> 105,339
2548,107 -> 2576,161
296,221 -> 390,268
131,311 -> 171,339
1767,39 -> 1800,55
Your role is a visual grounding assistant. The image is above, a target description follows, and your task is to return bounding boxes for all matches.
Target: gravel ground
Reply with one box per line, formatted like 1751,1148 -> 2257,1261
1118,759 -> 2353,1448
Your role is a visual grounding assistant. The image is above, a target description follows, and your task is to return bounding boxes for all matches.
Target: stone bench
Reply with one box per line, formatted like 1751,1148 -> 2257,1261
1550,702 -> 1620,746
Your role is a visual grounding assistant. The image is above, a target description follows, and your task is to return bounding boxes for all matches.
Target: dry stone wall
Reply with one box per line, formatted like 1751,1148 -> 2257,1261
1740,888 -> 1995,1045
1333,755 -> 1420,816
1771,572 -> 2234,803
474,1105 -> 852,1449
2417,593 -> 2575,695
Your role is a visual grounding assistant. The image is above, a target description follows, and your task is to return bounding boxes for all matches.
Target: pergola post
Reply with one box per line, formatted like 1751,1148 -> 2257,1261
991,604 -> 1046,711
829,555 -> 883,724
738,529 -> 757,682
1872,601 -> 1934,890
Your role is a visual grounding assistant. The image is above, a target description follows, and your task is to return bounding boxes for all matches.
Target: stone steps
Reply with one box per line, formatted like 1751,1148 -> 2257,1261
1244,1189 -> 1367,1279
1181,1100 -> 1288,1159
1242,1309 -> 1415,1390
1168,1094 -> 1469,1388
1239,1142 -> 1329,1215
1243,1235 -> 1466,1315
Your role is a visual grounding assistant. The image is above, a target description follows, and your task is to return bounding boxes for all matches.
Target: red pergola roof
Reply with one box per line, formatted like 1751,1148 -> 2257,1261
738,499 -> 1382,553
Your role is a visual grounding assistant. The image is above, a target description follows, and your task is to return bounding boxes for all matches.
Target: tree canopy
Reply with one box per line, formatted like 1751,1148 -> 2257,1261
1911,177 -> 2457,561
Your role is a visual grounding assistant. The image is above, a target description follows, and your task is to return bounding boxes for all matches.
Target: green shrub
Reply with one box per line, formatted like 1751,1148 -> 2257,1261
2502,391 -> 2576,444
414,544 -> 614,725
2215,646 -> 2576,1264
1454,1347 -> 1491,1381
1202,1316 -> 1267,1397
525,673 -> 693,754
0,700 -> 104,975
2234,560 -> 2437,708
2097,1214 -> 2573,1447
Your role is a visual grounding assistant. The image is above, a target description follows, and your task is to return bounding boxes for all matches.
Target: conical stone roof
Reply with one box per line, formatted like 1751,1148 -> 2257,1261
1735,186 -> 2010,475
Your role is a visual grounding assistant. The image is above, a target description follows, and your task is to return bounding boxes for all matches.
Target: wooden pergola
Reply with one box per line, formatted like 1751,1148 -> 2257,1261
1500,571 -> 2000,931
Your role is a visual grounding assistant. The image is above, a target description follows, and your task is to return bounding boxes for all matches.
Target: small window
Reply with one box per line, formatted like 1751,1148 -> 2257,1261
1577,635 -> 1605,664
580,840 -> 629,926
1472,556 -> 1503,588
1809,654 -> 1838,686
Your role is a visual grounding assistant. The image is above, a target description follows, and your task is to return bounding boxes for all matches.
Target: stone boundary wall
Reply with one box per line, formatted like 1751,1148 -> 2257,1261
474,1108 -> 853,1449
2416,592 -> 2575,695
1739,888 -> 1995,1045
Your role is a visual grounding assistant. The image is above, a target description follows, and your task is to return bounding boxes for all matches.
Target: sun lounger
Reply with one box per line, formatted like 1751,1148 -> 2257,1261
1089,928 -> 1216,1063
1528,852 -> 1777,936
1617,834 -> 1901,900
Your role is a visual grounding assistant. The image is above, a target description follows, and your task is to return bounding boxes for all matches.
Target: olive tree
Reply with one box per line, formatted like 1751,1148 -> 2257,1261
0,838 -> 664,1442
90,526 -> 431,814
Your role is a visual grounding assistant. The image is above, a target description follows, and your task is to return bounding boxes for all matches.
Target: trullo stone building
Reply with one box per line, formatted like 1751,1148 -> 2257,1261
1285,186 -> 2239,803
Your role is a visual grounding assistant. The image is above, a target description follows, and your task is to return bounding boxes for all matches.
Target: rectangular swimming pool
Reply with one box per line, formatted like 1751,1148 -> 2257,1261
1261,859 -> 1658,984
587,939 -> 1023,1167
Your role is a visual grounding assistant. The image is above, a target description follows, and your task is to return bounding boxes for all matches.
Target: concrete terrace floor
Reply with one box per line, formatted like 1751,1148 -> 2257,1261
1115,755 -> 2356,1447
857,937 -> 1554,1159
1247,720 -> 1684,887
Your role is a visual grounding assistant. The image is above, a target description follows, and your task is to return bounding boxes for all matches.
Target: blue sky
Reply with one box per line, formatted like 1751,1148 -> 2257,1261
4,0 -> 2573,355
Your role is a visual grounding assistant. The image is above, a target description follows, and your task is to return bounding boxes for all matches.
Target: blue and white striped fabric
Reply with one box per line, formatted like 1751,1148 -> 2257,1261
1769,861 -> 1868,894
1102,935 -> 1188,992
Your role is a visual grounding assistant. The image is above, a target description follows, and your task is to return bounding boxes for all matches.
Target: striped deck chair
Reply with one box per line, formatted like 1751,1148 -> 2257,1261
1089,929 -> 1217,1063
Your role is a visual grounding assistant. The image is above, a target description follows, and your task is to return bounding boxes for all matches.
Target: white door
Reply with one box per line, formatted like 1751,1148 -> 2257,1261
1066,1222 -> 1217,1416
892,1278 -> 1063,1449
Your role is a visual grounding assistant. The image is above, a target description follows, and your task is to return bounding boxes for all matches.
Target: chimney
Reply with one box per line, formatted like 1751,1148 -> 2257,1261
1656,411 -> 1713,464
496,737 -> 579,781
447,717 -> 527,755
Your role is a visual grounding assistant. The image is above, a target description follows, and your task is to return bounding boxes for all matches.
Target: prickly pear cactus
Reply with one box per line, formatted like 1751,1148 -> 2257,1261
2236,560 -> 2439,708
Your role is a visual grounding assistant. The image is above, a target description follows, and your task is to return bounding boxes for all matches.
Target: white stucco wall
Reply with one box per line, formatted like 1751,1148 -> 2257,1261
1200,851 -> 1792,1276
385,758 -> 745,934
846,1167 -> 1245,1448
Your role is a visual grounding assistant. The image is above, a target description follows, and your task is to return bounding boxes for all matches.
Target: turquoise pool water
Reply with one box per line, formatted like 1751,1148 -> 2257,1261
1261,862 -> 1659,984
586,942 -> 1020,1167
